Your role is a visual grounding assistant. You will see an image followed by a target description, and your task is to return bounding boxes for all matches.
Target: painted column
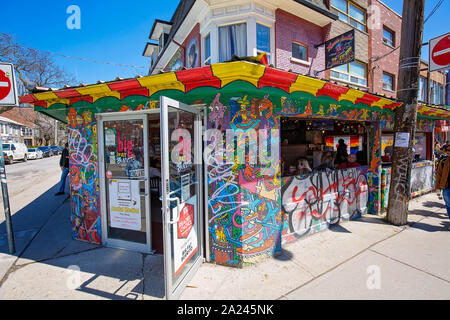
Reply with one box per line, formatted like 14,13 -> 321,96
67,107 -> 101,244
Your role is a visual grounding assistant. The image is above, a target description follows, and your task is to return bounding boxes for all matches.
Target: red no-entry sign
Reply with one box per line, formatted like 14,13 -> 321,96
0,63 -> 19,107
429,32 -> 450,72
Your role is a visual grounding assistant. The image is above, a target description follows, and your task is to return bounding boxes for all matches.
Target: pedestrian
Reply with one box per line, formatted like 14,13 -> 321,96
337,153 -> 361,169
55,143 -> 69,196
435,143 -> 450,230
297,157 -> 312,175
334,139 -> 348,166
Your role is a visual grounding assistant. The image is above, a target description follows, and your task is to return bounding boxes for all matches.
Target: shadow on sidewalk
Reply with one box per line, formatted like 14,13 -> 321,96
0,182 -> 165,300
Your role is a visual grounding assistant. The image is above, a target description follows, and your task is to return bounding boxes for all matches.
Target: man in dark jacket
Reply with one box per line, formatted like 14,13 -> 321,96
55,143 -> 69,196
435,143 -> 450,230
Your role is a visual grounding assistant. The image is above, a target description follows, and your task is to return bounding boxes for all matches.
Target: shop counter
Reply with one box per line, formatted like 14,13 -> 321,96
381,160 -> 434,211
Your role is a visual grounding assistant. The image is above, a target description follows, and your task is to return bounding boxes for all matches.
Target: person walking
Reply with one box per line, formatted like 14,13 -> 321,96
435,144 -> 450,231
55,143 -> 69,196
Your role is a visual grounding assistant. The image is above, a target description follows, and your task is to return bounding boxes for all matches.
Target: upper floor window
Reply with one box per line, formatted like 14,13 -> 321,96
383,27 -> 395,47
430,80 -> 444,105
218,22 -> 247,62
383,72 -> 395,91
292,42 -> 308,62
418,77 -> 428,102
256,23 -> 271,64
204,33 -> 211,64
330,61 -> 367,87
159,33 -> 169,54
331,0 -> 366,32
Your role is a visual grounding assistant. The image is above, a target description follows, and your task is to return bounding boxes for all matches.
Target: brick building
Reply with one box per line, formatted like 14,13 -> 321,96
143,0 -> 447,105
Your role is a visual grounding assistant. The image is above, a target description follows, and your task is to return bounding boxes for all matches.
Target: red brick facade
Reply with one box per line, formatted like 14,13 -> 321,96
275,9 -> 328,78
368,0 -> 402,99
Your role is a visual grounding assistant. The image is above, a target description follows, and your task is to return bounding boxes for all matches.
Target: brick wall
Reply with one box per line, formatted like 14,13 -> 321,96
275,9 -> 327,77
368,0 -> 402,98
329,0 -> 369,65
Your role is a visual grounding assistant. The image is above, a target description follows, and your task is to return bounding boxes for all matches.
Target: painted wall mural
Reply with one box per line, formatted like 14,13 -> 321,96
206,93 -> 283,266
281,167 -> 369,239
381,160 -> 434,211
67,108 -> 101,244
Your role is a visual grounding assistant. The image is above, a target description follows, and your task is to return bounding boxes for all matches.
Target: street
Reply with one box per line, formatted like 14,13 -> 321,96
0,156 -> 61,223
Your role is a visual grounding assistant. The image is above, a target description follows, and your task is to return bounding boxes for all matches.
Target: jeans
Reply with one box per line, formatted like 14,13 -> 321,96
441,188 -> 450,219
58,167 -> 69,193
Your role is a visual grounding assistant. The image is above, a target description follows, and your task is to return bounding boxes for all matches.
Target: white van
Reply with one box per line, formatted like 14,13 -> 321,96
2,143 -> 28,164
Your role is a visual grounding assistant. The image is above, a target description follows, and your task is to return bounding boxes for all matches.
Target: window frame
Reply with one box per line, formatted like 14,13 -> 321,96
331,0 -> 367,32
382,26 -> 395,47
256,22 -> 272,64
217,21 -> 248,63
204,33 -> 211,65
330,61 -> 368,87
382,72 -> 395,92
291,41 -> 309,63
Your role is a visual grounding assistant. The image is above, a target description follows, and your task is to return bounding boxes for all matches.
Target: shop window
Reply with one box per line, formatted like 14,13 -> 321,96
256,23 -> 271,64
383,72 -> 394,91
330,61 -> 367,87
382,26 -> 395,47
331,0 -> 366,31
204,33 -> 211,64
218,22 -> 247,62
292,42 -> 308,62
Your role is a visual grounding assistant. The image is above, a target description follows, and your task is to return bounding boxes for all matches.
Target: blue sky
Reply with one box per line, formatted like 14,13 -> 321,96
0,0 -> 448,86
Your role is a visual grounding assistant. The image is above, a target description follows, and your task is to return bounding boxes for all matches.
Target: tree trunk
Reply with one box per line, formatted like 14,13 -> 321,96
387,0 -> 425,226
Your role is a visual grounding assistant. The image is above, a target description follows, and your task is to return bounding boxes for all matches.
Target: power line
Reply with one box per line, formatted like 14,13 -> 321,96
0,32 -> 147,70
424,0 -> 444,23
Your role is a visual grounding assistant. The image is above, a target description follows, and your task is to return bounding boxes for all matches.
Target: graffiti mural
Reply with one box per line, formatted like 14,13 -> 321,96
67,108 -> 101,244
281,167 -> 369,239
206,93 -> 283,266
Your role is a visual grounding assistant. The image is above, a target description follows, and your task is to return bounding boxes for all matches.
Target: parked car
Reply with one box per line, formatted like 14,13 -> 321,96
2,143 -> 28,164
50,146 -> 62,155
27,148 -> 43,160
37,146 -> 52,157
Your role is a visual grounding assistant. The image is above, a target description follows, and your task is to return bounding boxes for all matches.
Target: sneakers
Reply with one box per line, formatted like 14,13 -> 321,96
55,192 -> 65,196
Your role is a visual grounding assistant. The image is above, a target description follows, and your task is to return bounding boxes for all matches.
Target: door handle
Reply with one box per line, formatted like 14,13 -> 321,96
167,197 -> 180,225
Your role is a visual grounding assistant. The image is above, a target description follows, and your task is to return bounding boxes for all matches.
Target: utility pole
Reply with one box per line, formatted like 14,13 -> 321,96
54,119 -> 58,145
387,0 -> 425,226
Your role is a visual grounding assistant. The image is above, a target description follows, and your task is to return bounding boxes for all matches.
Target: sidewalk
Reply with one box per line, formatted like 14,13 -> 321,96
0,192 -> 449,300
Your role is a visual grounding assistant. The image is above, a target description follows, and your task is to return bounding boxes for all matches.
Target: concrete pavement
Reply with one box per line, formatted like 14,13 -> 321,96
0,191 -> 449,300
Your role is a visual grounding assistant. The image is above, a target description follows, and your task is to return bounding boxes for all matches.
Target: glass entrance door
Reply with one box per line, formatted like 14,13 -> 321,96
160,96 -> 203,300
98,114 -> 151,253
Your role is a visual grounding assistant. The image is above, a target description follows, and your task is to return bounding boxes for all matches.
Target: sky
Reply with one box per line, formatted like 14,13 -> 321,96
0,0 -> 448,86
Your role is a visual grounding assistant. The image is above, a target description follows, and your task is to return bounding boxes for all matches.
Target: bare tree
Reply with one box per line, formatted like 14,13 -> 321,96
0,33 -> 76,111
0,33 -> 74,145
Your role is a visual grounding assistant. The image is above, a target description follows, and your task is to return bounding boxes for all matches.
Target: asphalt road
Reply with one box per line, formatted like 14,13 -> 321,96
0,155 -> 62,220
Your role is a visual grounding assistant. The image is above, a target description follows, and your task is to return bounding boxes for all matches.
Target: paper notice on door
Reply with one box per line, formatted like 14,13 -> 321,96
395,132 -> 410,148
105,129 -> 116,146
109,179 -> 141,231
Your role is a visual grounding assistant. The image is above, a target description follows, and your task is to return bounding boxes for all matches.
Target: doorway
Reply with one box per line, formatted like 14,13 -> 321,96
97,97 -> 204,300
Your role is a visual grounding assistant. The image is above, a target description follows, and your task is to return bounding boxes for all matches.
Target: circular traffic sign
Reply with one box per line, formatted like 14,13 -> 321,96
0,70 -> 12,101
432,35 -> 450,66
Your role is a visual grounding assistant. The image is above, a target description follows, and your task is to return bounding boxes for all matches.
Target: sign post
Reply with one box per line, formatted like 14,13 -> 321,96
429,32 -> 450,72
0,63 -> 19,108
0,62 -> 18,254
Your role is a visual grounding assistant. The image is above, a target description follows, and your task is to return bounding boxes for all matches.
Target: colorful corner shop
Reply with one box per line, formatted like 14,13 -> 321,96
20,61 -> 450,298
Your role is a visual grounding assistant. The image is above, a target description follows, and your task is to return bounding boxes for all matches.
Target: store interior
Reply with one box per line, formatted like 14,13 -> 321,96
280,117 -> 370,176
